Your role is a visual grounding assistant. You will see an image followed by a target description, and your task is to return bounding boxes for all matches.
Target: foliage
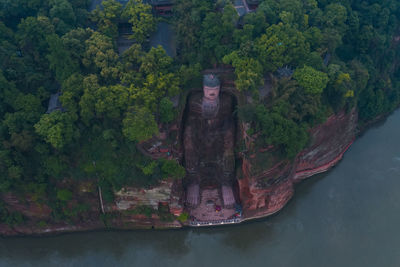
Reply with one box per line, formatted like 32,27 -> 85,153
91,0 -> 122,39
255,104 -> 309,158
122,107 -> 158,142
122,0 -> 156,43
127,205 -> 155,218
0,202 -> 25,226
0,0 -> 399,223
159,97 -> 175,123
160,159 -> 186,179
34,111 -> 79,150
293,65 -> 329,95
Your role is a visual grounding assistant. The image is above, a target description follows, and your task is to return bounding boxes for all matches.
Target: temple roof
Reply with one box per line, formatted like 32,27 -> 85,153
245,0 -> 261,4
276,66 -> 294,78
149,22 -> 176,57
233,0 -> 250,17
46,92 -> 65,114
146,0 -> 173,5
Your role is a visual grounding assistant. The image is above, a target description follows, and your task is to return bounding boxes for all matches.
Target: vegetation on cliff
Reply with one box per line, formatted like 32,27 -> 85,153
0,0 -> 399,225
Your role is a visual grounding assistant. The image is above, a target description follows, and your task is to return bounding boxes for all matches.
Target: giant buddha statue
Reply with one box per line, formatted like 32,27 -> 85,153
184,74 -> 236,208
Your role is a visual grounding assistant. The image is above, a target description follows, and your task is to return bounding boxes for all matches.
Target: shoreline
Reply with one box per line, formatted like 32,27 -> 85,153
1,109 -> 397,236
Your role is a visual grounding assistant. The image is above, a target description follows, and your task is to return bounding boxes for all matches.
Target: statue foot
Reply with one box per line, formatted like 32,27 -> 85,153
221,185 -> 235,208
186,183 -> 200,207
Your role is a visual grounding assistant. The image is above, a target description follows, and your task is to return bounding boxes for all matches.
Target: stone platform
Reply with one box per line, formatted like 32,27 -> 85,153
189,188 -> 236,222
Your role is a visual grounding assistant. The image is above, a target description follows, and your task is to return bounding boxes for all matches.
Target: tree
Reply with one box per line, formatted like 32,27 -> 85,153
173,0 -> 213,64
94,84 -> 130,119
323,3 -> 347,32
223,52 -> 263,91
17,16 -> 54,58
34,111 -> 79,150
293,65 -> 329,95
160,159 -> 186,179
59,73 -> 84,114
122,107 -> 158,142
139,46 -> 173,75
3,93 -> 43,134
79,74 -> 100,124
91,0 -> 122,39
255,23 -> 310,72
159,97 -> 175,123
122,0 -> 156,43
199,3 -> 238,64
255,105 -> 309,158
130,72 -> 180,112
62,28 -> 93,63
46,34 -> 79,83
49,0 -> 77,34
83,32 -> 120,80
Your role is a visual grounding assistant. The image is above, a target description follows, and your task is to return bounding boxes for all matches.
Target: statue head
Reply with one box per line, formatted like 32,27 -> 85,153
203,74 -> 220,101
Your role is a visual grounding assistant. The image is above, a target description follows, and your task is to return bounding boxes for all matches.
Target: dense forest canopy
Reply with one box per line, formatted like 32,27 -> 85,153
0,0 -> 399,223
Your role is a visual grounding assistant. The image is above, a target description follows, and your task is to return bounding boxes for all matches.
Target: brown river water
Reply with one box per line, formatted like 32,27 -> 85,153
1,109 -> 400,267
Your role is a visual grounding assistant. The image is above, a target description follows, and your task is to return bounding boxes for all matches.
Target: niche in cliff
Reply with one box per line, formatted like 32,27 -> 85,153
181,88 -> 241,222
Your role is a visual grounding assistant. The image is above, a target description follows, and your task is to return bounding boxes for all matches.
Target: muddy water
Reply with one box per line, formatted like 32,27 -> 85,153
1,110 -> 400,267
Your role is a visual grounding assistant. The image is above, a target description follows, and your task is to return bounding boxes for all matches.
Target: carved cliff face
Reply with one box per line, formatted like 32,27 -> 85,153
183,88 -> 238,214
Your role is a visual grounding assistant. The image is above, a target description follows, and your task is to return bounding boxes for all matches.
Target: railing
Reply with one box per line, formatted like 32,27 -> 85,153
189,218 -> 241,227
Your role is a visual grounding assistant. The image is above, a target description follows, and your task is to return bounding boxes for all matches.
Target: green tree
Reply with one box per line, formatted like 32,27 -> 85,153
59,73 -> 84,114
255,23 -> 310,72
122,107 -> 158,142
34,111 -> 79,150
49,0 -> 77,34
139,46 -> 173,75
46,34 -> 79,83
293,65 -> 329,95
223,52 -> 263,91
161,159 -> 186,179
91,0 -> 122,39
83,32 -> 120,80
122,0 -> 156,43
17,16 -> 55,59
94,84 -> 130,119
159,97 -> 175,123
255,105 -> 309,158
79,74 -> 100,124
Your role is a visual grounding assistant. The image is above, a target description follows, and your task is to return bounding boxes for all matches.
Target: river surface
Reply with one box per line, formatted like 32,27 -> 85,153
1,110 -> 400,267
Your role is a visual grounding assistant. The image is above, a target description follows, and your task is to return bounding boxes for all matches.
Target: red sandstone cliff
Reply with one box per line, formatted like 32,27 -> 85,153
239,109 -> 357,219
0,109 -> 358,235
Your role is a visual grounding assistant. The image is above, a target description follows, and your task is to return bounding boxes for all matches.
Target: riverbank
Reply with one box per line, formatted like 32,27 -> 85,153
2,109 -> 399,266
2,106 -> 399,236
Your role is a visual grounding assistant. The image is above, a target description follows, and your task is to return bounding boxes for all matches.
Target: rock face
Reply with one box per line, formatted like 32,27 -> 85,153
294,109 -> 357,180
113,179 -> 183,216
239,109 -> 358,219
0,108 -> 358,236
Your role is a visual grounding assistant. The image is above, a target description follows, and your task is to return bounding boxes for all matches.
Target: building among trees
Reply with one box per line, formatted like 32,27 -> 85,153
46,93 -> 65,114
